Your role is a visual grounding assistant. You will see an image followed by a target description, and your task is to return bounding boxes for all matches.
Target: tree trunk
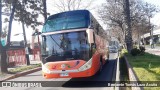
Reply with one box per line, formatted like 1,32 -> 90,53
124,0 -> 133,53
7,0 -> 17,44
0,0 -> 17,73
0,47 -> 8,73
0,0 -> 8,73
22,21 -> 30,65
42,0 -> 47,21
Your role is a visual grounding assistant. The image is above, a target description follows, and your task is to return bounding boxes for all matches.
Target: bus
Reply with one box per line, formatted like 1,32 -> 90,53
40,10 -> 109,78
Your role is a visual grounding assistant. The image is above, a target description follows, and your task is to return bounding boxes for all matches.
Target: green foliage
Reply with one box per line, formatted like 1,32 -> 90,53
139,46 -> 145,54
9,64 -> 41,73
131,48 -> 140,56
122,49 -> 128,54
120,49 -> 128,57
3,0 -> 45,30
130,46 -> 146,56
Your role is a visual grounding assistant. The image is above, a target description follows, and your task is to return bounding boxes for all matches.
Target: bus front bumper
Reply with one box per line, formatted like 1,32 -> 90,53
42,69 -> 94,78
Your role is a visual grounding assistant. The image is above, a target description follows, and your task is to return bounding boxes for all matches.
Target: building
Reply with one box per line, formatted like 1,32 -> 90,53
141,28 -> 160,45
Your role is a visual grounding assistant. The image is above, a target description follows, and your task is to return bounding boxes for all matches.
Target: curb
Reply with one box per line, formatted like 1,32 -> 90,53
0,67 -> 42,81
124,56 -> 144,90
110,53 -> 119,90
115,56 -> 120,90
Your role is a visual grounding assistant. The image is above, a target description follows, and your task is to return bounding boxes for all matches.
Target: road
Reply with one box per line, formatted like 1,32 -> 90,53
0,53 -> 118,90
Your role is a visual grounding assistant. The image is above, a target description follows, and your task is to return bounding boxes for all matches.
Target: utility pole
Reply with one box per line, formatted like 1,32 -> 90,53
124,0 -> 133,53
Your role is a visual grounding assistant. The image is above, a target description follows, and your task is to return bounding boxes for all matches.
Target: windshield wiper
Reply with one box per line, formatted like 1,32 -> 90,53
49,35 -> 65,50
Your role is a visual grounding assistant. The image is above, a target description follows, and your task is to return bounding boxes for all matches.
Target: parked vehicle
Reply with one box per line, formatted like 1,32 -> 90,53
109,45 -> 118,53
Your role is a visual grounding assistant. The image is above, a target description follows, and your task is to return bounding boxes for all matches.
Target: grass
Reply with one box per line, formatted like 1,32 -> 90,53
0,64 -> 41,80
8,64 -> 41,73
156,44 -> 160,46
126,53 -> 160,90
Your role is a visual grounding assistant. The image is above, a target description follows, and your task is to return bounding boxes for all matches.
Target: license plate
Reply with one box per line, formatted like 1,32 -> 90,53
60,73 -> 69,76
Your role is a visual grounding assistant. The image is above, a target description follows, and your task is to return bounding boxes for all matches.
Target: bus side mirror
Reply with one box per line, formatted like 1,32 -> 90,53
86,29 -> 94,44
89,25 -> 94,29
32,31 -> 42,36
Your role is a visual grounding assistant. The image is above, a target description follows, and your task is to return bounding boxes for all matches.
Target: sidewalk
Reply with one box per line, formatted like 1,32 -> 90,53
145,45 -> 160,56
0,60 -> 41,81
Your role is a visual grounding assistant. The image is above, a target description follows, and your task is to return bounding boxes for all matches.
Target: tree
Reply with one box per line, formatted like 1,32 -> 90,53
124,0 -> 132,53
0,0 -> 47,73
6,0 -> 46,65
0,0 -> 8,73
98,0 -> 158,51
52,0 -> 95,12
0,0 -> 18,73
42,0 -> 47,21
98,0 -> 126,48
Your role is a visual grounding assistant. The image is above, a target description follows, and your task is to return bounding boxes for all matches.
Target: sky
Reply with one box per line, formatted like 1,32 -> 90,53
3,0 -> 160,42
144,0 -> 160,26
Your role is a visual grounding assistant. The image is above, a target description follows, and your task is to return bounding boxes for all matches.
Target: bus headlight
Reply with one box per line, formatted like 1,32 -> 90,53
42,64 -> 51,74
78,58 -> 92,71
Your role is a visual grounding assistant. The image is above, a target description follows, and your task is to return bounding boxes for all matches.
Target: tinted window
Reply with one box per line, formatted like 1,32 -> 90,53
42,12 -> 90,33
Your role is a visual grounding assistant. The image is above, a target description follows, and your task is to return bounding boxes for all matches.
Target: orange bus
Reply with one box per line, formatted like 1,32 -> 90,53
40,10 -> 109,78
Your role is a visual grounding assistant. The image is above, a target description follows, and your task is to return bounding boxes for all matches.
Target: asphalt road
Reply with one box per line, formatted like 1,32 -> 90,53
0,53 -> 118,90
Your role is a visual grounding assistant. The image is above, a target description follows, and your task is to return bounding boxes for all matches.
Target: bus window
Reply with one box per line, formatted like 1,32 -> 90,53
42,14 -> 89,32
41,31 -> 91,63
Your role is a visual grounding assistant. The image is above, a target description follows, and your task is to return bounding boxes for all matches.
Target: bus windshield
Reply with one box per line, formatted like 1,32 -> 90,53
42,14 -> 89,33
41,31 -> 91,62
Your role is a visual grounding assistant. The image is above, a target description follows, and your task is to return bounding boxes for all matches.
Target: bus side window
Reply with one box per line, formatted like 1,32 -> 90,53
42,36 -> 47,55
91,33 -> 96,55
42,36 -> 46,48
92,33 -> 96,49
93,33 -> 96,44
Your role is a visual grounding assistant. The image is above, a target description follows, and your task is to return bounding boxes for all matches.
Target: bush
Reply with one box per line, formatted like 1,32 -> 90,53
139,46 -> 145,54
121,49 -> 128,54
131,48 -> 141,56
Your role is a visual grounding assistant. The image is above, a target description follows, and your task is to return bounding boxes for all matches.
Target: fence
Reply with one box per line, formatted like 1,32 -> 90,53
7,48 -> 41,67
7,49 -> 26,67
30,48 -> 41,61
